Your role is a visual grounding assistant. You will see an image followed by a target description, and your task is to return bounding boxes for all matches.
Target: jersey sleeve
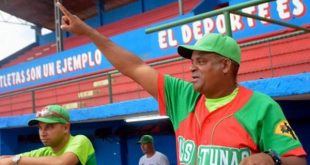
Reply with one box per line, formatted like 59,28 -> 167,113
64,135 -> 96,165
235,90 -> 307,158
20,147 -> 53,157
260,100 -> 306,156
157,73 -> 200,130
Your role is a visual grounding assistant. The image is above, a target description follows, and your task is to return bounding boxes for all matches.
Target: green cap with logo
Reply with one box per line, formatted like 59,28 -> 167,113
137,135 -> 154,144
28,105 -> 70,126
178,33 -> 241,64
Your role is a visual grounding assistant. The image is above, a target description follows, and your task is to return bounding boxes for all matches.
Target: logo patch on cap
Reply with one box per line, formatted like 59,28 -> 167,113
275,120 -> 297,140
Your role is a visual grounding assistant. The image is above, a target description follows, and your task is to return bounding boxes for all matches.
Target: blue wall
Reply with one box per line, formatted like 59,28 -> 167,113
102,1 -> 143,25
193,0 -> 229,14
39,32 -> 55,45
38,0 -> 177,45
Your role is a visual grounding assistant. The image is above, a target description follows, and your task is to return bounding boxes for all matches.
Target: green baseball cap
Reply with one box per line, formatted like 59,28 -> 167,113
28,105 -> 70,126
137,135 -> 154,144
178,33 -> 241,64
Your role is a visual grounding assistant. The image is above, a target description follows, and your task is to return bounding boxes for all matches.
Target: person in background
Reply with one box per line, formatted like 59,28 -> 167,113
138,135 -> 170,165
56,2 -> 307,165
0,105 -> 97,165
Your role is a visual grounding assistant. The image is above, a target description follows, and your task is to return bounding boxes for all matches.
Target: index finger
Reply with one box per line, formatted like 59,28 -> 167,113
56,2 -> 73,17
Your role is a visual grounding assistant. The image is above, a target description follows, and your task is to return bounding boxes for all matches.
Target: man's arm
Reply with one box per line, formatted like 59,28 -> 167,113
0,152 -> 79,165
239,153 -> 307,165
57,2 -> 159,98
281,156 -> 307,165
0,156 -> 11,159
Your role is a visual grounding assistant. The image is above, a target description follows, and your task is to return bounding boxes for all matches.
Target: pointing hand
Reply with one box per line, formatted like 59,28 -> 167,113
56,2 -> 94,36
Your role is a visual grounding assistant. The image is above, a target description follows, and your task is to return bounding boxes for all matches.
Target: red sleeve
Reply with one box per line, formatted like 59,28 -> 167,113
282,147 -> 307,157
157,73 -> 167,116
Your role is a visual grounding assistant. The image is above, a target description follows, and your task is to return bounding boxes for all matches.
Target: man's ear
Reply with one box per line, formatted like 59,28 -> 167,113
222,59 -> 232,74
64,123 -> 70,133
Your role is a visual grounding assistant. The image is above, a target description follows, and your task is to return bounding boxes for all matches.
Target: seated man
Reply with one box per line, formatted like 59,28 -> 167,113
0,105 -> 97,165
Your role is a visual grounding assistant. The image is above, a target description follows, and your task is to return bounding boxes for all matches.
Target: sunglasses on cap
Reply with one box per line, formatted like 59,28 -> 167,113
36,108 -> 69,122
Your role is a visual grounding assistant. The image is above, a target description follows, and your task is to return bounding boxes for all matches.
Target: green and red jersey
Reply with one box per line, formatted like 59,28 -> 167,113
157,74 -> 306,165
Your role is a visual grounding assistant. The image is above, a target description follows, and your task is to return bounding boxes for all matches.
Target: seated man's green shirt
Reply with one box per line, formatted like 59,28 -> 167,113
21,135 -> 97,165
